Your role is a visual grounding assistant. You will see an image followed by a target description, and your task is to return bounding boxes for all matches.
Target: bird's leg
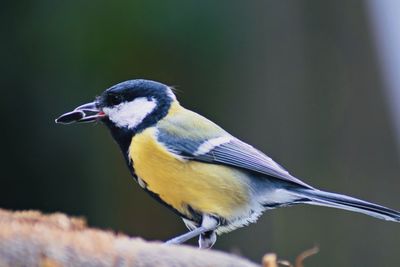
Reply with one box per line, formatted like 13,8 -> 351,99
199,230 -> 217,249
165,226 -> 209,245
165,215 -> 219,245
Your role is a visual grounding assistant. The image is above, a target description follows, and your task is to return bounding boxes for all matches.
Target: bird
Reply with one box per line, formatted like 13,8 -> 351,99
56,79 -> 400,248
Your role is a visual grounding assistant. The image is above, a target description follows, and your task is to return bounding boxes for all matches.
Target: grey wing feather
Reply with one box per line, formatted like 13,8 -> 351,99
156,109 -> 312,188
194,138 -> 313,188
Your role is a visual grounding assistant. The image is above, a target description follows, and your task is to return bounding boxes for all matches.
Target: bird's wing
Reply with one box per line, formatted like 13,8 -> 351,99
156,107 -> 312,188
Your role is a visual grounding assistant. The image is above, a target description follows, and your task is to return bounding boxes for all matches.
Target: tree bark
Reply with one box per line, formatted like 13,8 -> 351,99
0,208 -> 259,267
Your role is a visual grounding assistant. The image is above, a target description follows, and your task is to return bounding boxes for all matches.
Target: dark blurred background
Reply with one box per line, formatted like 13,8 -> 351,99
1,1 -> 400,266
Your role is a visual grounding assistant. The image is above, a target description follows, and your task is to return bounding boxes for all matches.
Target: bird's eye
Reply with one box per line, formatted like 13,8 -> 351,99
108,94 -> 122,106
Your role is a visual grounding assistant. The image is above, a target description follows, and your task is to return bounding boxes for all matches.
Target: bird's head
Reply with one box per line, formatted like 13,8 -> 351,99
56,79 -> 176,132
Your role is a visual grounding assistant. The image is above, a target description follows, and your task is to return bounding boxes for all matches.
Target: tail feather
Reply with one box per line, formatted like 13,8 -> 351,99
293,188 -> 400,222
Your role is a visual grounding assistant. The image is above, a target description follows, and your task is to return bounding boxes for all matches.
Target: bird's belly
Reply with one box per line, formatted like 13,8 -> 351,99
129,128 -> 252,220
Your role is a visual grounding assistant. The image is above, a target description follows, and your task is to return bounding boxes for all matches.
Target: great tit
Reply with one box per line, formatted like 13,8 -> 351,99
56,79 -> 400,248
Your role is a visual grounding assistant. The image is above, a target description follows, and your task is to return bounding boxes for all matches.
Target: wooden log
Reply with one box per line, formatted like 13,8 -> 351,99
0,208 -> 258,267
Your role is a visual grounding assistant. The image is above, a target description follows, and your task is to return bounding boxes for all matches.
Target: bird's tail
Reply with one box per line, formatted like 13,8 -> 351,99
292,188 -> 400,222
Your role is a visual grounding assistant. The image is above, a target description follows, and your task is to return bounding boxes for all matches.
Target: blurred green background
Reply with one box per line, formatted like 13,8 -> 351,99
1,1 -> 399,266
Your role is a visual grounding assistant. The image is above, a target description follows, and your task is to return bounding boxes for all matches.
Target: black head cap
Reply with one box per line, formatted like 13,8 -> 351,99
97,79 -> 176,109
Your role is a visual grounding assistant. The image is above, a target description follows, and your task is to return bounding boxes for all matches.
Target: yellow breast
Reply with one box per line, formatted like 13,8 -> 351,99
129,127 -> 251,219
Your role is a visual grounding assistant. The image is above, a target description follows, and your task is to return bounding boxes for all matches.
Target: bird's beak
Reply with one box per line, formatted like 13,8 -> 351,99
55,101 -> 106,124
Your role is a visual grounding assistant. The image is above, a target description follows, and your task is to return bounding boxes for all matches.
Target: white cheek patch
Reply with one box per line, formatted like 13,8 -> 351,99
103,97 -> 157,129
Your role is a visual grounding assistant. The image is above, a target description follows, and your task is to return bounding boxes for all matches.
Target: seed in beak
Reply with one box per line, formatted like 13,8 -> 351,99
55,111 -> 85,124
